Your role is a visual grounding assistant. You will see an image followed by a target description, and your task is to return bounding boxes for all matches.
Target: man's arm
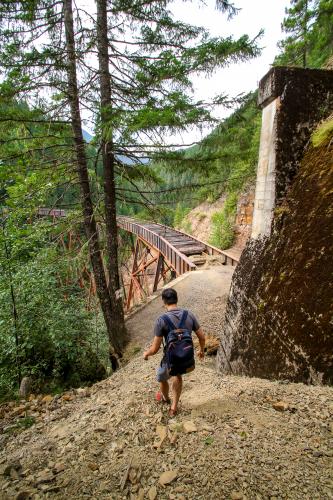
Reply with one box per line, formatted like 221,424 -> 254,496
195,327 -> 205,359
143,336 -> 163,360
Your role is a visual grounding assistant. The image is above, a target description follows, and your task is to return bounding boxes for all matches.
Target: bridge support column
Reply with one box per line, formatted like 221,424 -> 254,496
252,66 -> 333,239
218,66 -> 333,382
126,238 -> 166,309
126,236 -> 182,310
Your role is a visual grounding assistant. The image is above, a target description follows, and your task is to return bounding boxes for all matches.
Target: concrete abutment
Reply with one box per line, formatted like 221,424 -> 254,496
218,66 -> 333,384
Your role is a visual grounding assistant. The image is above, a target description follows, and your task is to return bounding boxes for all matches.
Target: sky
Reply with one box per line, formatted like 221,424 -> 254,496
169,0 -> 287,143
81,0 -> 287,142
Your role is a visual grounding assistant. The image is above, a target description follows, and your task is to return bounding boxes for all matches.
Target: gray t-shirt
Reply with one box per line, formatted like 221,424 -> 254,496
154,308 -> 200,340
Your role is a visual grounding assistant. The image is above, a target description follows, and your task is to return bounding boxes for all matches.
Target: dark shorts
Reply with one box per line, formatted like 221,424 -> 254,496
156,361 -> 170,382
156,360 -> 195,382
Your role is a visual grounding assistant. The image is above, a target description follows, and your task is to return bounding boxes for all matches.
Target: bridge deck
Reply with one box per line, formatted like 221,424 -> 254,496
37,209 -> 240,274
36,209 -> 240,309
136,222 -> 206,256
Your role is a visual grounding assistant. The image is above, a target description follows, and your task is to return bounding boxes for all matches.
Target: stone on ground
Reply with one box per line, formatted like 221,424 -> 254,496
1,357 -> 332,499
0,267 -> 332,499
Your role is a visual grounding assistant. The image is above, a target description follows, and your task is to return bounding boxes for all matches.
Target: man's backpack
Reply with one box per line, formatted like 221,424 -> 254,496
162,310 -> 195,375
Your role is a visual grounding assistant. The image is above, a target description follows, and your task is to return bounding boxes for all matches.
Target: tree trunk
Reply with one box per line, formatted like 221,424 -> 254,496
63,0 -> 122,365
96,0 -> 127,348
2,225 -> 21,385
303,0 -> 308,68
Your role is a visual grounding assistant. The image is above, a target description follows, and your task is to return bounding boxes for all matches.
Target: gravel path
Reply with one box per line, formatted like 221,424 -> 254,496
126,266 -> 235,347
0,357 -> 332,500
1,265 -> 332,499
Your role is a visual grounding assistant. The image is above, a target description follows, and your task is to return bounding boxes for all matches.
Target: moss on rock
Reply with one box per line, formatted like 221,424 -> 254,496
219,132 -> 333,384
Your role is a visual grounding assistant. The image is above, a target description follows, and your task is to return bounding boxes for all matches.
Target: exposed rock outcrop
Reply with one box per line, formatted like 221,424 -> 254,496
218,67 -> 333,384
234,187 -> 254,249
180,185 -> 255,253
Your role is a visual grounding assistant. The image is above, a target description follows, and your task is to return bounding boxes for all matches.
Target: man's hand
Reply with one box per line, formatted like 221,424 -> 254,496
195,327 -> 205,360
198,350 -> 205,360
143,337 -> 163,361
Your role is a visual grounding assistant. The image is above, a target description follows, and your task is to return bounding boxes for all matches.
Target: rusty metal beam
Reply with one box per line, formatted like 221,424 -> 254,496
126,239 -> 140,310
117,217 -> 197,276
153,253 -> 164,292
37,209 -> 241,310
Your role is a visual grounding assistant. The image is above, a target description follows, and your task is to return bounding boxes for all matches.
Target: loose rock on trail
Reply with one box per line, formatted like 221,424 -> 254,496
1,267 -> 332,499
0,355 -> 332,499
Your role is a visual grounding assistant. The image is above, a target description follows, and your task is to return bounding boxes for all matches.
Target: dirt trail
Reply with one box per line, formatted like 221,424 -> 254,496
1,268 -> 332,500
126,266 -> 235,348
1,358 -> 332,500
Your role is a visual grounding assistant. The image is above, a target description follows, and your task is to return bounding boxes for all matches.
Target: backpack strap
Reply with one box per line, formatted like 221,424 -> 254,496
162,314 -> 176,332
179,310 -> 188,330
163,310 -> 188,331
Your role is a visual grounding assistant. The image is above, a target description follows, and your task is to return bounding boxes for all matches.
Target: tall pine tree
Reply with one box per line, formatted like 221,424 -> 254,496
276,0 -> 333,68
0,0 -> 261,362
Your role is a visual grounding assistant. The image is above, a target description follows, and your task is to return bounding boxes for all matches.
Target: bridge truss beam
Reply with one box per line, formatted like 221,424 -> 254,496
126,237 -> 176,310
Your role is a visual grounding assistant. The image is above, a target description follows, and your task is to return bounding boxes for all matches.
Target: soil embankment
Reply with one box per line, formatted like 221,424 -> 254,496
0,266 -> 332,499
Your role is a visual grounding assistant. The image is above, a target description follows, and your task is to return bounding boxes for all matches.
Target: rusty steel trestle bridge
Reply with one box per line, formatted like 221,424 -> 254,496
37,209 -> 240,309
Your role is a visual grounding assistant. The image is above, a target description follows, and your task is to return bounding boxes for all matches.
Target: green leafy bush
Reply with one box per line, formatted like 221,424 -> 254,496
0,233 -> 108,401
209,192 -> 237,249
173,203 -> 190,228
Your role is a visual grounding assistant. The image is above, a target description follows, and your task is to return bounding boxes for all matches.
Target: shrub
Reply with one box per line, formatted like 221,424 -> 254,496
209,192 -> 237,249
173,203 -> 190,228
182,220 -> 192,234
0,247 -> 109,399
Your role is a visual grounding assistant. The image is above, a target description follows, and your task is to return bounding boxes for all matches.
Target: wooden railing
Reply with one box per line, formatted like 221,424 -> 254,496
152,221 -> 240,266
117,216 -> 196,275
37,208 -> 67,218
37,210 -> 240,270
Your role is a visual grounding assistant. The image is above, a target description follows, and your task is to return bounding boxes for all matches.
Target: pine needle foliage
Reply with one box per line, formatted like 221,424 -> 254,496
275,0 -> 333,68
0,0 -> 262,395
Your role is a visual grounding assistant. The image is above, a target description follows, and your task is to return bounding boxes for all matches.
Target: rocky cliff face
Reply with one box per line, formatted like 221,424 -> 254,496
234,188 -> 254,249
218,133 -> 333,384
181,186 -> 255,253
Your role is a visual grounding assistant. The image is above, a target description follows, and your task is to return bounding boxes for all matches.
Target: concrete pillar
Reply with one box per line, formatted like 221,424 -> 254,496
251,66 -> 333,239
251,98 -> 279,239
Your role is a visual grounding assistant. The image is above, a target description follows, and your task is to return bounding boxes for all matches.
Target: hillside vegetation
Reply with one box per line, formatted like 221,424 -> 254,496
132,93 -> 261,250
152,0 -> 333,248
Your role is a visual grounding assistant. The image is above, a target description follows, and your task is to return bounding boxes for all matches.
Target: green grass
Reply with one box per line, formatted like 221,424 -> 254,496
312,118 -> 333,147
204,436 -> 214,446
17,416 -> 36,429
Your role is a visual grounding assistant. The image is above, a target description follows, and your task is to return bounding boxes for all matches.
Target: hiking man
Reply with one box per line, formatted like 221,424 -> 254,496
143,288 -> 205,416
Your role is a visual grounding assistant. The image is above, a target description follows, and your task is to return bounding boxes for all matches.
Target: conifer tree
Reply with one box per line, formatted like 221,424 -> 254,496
276,0 -> 333,68
0,0 -> 261,362
280,0 -> 314,67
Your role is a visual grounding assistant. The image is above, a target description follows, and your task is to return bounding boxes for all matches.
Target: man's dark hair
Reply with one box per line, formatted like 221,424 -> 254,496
162,288 -> 178,305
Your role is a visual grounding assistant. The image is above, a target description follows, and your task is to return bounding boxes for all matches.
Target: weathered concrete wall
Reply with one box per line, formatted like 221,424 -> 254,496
218,67 -> 333,384
253,67 -> 333,238
251,98 -> 278,238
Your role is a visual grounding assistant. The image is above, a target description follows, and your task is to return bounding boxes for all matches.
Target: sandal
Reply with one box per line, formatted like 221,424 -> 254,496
155,391 -> 171,404
168,408 -> 178,417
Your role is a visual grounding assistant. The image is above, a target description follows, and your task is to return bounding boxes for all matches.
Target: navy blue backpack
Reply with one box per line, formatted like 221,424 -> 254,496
162,310 -> 195,375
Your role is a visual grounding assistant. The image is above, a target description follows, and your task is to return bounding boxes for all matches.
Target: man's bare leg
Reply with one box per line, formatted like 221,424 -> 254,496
171,375 -> 182,412
160,380 -> 170,401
